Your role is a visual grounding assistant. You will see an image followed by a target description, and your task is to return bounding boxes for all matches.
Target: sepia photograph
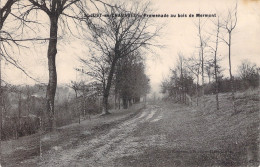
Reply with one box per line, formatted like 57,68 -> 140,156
0,0 -> 259,166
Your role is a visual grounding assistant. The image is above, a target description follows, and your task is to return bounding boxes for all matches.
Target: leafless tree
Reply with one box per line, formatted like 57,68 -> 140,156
208,16 -> 221,110
80,3 -> 161,114
25,0 -> 81,131
196,17 -> 209,107
220,3 -> 238,111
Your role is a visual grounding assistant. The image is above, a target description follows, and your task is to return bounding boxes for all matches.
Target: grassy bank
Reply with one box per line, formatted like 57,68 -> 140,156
188,88 -> 259,165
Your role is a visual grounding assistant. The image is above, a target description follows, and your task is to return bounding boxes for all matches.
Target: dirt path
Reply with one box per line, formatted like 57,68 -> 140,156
40,102 -> 257,166
2,101 -> 258,166
38,105 -> 164,166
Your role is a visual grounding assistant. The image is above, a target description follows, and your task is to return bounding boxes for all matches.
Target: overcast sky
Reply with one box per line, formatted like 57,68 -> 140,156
2,0 -> 260,95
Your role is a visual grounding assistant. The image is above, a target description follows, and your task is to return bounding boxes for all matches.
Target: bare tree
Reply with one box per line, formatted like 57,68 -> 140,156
26,0 -> 81,131
220,3 -> 238,111
208,16 -> 221,110
81,3 -> 160,114
196,17 -> 209,107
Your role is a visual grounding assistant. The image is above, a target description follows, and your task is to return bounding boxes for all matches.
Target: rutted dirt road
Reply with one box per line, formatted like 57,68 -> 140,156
39,105 -> 166,166
3,101 -> 258,166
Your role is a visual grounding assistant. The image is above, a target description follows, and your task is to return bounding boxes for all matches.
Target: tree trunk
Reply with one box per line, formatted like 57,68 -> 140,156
228,33 -> 236,112
128,98 -> 132,107
214,54 -> 219,110
118,95 -> 121,109
184,91 -> 187,104
102,94 -> 109,113
214,19 -> 220,110
114,93 -> 117,109
74,90 -> 80,124
18,92 -> 22,137
201,51 -> 205,107
196,75 -> 199,106
144,94 -> 147,108
46,16 -> 58,131
198,17 -> 205,107
102,59 -> 117,114
83,88 -> 86,118
123,98 -> 128,109
14,117 -> 18,139
214,61 -> 219,110
180,60 -> 184,103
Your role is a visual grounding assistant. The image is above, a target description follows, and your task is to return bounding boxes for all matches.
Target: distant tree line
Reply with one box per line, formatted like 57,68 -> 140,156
161,57 -> 259,107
